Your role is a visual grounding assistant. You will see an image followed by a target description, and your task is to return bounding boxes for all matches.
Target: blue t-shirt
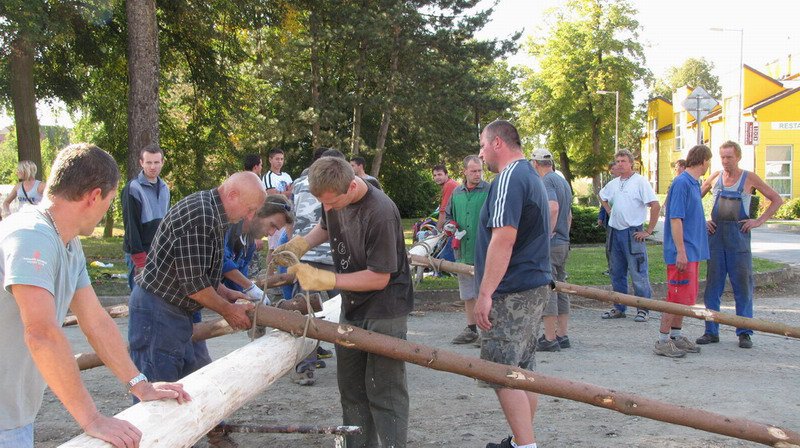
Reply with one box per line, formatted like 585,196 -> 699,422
475,160 -> 552,295
663,171 -> 710,265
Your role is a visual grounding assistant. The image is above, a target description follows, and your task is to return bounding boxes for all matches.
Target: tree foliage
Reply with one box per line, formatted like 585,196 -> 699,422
518,0 -> 649,193
651,57 -> 721,99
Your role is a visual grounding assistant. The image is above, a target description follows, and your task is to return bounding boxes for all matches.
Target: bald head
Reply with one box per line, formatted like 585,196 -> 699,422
219,171 -> 267,222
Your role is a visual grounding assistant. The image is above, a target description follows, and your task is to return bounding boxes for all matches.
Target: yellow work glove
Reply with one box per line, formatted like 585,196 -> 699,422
288,263 -> 336,292
273,236 -> 310,266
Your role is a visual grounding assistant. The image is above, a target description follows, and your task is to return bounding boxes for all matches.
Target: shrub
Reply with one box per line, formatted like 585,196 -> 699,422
773,197 -> 800,220
382,165 -> 439,218
569,205 -> 607,244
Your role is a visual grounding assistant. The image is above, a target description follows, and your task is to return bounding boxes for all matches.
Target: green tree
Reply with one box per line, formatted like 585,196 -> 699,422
651,57 -> 721,99
519,0 -> 649,194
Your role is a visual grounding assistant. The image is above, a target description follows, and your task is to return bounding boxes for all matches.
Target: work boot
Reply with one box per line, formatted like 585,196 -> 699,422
695,333 -> 719,344
653,339 -> 686,358
317,346 -> 333,359
738,334 -> 753,349
671,336 -> 700,353
276,292 -> 323,314
451,326 -> 479,344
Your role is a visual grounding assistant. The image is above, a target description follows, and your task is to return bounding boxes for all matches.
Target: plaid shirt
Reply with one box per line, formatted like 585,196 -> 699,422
137,188 -> 230,313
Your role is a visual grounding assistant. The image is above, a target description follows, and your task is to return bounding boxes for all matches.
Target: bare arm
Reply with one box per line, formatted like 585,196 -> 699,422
742,173 -> 784,232
601,199 -> 611,215
222,269 -> 254,290
335,270 -> 391,292
669,218 -> 688,271
3,184 -> 19,213
548,200 -> 559,234
701,170 -> 720,197
634,201 -> 660,242
303,221 -> 330,249
37,180 -> 46,196
474,226 -> 517,331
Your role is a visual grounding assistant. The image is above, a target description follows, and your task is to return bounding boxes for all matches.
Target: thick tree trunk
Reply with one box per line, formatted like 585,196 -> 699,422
103,211 -> 115,237
371,26 -> 401,178
309,10 -> 321,148
9,34 -> 43,176
591,117 -> 603,202
126,0 -> 160,181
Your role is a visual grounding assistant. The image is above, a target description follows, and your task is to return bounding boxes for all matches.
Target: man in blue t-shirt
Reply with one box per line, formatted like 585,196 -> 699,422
474,121 -> 552,448
655,144 -> 712,358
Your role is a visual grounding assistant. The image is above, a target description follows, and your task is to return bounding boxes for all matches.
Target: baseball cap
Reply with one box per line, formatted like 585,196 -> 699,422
531,149 -> 553,161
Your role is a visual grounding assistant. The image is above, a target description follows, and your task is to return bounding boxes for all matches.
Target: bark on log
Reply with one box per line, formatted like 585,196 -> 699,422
409,256 -> 800,340
246,304 -> 799,447
62,299 -> 341,447
63,305 -> 129,327
253,272 -> 294,289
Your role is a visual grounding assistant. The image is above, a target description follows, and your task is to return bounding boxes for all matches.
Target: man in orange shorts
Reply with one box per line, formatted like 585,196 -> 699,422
654,144 -> 712,358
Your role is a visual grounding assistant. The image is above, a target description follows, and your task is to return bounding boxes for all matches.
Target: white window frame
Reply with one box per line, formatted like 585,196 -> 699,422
765,145 -> 792,198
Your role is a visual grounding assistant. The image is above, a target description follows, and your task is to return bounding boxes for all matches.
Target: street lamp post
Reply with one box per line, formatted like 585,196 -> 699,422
597,90 -> 619,152
710,27 -> 744,142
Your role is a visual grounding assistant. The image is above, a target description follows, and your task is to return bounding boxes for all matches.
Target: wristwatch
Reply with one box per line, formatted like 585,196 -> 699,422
127,372 -> 148,392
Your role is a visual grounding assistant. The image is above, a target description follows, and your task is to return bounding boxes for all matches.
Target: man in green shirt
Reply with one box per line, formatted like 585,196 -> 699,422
446,155 -> 490,344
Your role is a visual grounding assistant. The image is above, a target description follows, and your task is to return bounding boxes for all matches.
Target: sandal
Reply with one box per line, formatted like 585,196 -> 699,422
634,310 -> 649,322
601,308 -> 626,319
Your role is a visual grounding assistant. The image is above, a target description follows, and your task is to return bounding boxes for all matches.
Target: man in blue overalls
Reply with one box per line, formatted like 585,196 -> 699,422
698,141 -> 783,349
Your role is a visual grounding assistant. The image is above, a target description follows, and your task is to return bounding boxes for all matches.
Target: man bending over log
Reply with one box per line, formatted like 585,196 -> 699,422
474,121 -> 553,448
0,144 -> 190,448
274,156 -> 414,447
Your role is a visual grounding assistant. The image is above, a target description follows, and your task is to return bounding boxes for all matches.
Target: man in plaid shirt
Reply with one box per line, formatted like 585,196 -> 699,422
128,171 -> 266,385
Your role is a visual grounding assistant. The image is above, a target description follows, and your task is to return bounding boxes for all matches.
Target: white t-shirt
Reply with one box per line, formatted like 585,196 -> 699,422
262,171 -> 293,193
599,173 -> 657,230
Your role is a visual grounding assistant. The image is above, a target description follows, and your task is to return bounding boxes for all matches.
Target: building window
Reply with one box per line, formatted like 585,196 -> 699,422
765,145 -> 792,197
674,113 -> 682,151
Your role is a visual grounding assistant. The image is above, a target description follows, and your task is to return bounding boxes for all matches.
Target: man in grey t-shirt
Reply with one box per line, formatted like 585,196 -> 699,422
0,144 -> 189,448
532,149 -> 573,352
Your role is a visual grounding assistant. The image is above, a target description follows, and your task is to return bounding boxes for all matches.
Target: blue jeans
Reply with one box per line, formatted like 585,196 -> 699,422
0,424 -> 33,448
128,286 -> 209,382
703,221 -> 754,336
277,230 -> 293,300
608,226 -> 652,312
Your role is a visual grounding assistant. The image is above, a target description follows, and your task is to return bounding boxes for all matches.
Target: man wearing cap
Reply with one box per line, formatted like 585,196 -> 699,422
531,149 -> 573,352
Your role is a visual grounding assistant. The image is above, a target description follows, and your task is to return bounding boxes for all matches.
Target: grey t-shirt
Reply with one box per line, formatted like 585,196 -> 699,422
321,184 -> 413,320
0,209 -> 90,429
292,174 -> 333,265
542,171 -> 573,246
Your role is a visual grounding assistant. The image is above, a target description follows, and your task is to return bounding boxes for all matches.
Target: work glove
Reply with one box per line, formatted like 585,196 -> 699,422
273,236 -> 310,266
242,283 -> 269,305
288,263 -> 336,292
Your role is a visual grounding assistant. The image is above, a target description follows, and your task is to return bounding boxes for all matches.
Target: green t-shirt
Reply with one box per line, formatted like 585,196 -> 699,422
445,180 -> 490,265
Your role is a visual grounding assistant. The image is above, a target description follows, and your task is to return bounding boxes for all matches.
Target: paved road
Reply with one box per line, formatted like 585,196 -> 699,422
653,217 -> 800,266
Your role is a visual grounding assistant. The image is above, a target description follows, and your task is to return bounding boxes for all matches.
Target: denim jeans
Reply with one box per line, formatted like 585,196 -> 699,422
0,423 -> 33,448
337,314 -> 409,448
703,221 -> 754,336
608,226 -> 652,312
128,286 -> 209,382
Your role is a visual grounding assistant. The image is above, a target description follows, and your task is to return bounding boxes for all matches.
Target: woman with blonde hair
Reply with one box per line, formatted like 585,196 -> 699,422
3,160 -> 46,215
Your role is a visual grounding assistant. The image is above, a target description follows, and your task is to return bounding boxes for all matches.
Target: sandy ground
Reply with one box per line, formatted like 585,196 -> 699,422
35,284 -> 800,448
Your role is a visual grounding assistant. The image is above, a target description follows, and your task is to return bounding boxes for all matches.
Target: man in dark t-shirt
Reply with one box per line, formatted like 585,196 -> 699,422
475,121 -> 553,448
274,156 -> 413,448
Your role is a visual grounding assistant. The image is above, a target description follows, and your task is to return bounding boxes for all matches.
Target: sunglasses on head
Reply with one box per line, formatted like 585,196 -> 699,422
267,201 -> 292,212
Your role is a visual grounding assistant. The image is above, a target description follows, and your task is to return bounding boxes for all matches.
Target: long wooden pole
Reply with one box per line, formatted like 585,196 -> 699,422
250,304 -> 799,447
409,255 -> 800,339
63,304 -> 129,327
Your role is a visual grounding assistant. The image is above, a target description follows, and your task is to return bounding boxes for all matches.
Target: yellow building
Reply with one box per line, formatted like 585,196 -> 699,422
642,63 -> 800,199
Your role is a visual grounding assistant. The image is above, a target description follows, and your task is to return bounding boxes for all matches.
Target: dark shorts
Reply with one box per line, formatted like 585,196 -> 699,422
479,285 -> 549,389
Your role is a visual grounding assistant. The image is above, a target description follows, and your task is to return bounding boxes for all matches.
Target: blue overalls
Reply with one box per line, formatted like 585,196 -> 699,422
702,171 -> 754,336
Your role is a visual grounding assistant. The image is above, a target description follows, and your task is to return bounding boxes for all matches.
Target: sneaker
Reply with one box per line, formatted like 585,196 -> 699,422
557,335 -> 571,349
472,336 -> 482,348
633,310 -> 649,322
536,334 -> 561,352
671,335 -> 700,353
313,359 -> 327,369
738,334 -> 753,349
695,333 -> 719,344
486,436 -> 514,448
207,432 -> 239,448
653,339 -> 686,358
601,308 -> 626,319
316,346 -> 333,359
451,326 -> 479,344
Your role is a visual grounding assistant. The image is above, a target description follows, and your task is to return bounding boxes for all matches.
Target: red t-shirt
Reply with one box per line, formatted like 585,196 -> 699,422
440,178 -> 459,210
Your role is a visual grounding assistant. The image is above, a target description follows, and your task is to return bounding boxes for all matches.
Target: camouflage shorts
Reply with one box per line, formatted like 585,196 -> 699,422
479,285 -> 549,389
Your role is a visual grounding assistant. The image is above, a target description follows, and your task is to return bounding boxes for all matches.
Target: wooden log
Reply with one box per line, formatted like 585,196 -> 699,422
555,282 -> 800,339
253,272 -> 294,289
61,297 -> 340,448
63,304 -> 129,327
409,255 -> 800,340
246,304 -> 800,447
212,424 -> 362,435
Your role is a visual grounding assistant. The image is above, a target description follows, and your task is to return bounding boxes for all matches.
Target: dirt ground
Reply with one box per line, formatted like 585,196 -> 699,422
36,283 -> 800,448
